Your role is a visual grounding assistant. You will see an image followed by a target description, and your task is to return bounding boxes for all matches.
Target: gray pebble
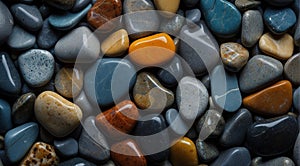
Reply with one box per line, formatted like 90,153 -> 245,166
37,19 -> 62,49
252,156 -> 295,166
0,1 -> 14,45
7,26 -> 35,51
186,9 -> 201,26
196,140 -> 219,162
284,53 -> 300,86
235,0 -> 261,11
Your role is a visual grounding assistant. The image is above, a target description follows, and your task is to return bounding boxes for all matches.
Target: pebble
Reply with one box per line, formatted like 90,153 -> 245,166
195,140 -> 219,162
243,80 -> 293,116
54,26 -> 100,63
263,0 -> 294,7
170,137 -> 198,166
201,75 -> 211,91
7,25 -> 36,51
177,76 -> 209,120
0,52 -> 21,96
54,138 -> 78,158
12,93 -> 36,125
72,0 -> 90,12
219,109 -> 253,147
74,91 -> 96,118
247,115 -> 298,156
22,80 -> 55,96
259,33 -> 294,60
0,99 -> 13,134
18,49 -> 55,87
165,108 -> 190,135
210,147 -> 251,166
34,91 -> 83,137
0,1 -> 13,45
10,4 -> 43,31
58,157 -> 96,166
111,139 -> 147,166
239,55 -> 283,93
241,10 -> 264,48
45,0 -> 76,10
263,7 -> 296,35
294,87 -> 300,111
37,19 -> 62,49
199,0 -> 241,37
84,58 -> 136,107
186,9 -> 201,25
235,0 -> 261,11
220,42 -> 249,72
157,57 -> 184,87
295,19 -> 300,47
101,29 -> 129,57
154,0 -> 180,16
294,133 -> 300,166
284,53 -> 300,86
4,122 -> 39,163
252,156 -> 295,166
159,12 -> 185,35
49,4 -> 91,30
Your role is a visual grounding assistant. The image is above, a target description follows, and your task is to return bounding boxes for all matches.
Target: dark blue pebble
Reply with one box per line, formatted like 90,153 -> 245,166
0,99 -> 13,134
7,25 -> 36,51
211,147 -> 251,166
0,1 -> 14,45
157,57 -> 184,87
54,138 -> 78,158
72,0 -> 91,12
37,19 -> 62,49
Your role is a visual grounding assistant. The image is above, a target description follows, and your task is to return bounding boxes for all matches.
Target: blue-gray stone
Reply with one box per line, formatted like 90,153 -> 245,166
195,140 -> 219,162
4,122 -> 39,163
211,147 -> 251,166
165,108 -> 189,136
157,57 -> 184,87
21,79 -> 55,96
84,58 -> 136,107
58,157 -> 96,166
186,9 -> 201,26
39,5 -> 53,19
54,138 -> 78,158
252,156 -> 295,166
72,0 -> 91,12
159,12 -> 185,35
284,53 -> 300,86
0,1 -> 14,45
293,0 -> 299,15
239,55 -> 283,93
294,133 -> 300,166
235,0 -> 261,11
37,19 -> 62,49
211,65 -> 242,112
264,7 -> 296,35
18,49 -> 55,88
184,0 -> 199,7
199,0 -> 242,38
49,4 -> 91,31
295,19 -> 300,47
10,4 -> 43,32
12,93 -> 36,125
0,52 -> 21,96
0,150 -> 11,166
7,26 -> 36,51
294,87 -> 300,111
74,91 -> 96,118
201,75 -> 210,91
263,0 -> 294,7
0,99 -> 12,134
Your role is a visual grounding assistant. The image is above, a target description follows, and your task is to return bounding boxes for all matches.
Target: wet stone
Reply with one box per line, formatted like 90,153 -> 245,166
72,0 -> 90,12
252,157 -> 295,166
58,157 -> 96,166
7,25 -> 36,51
284,53 -> 300,86
211,147 -> 251,166
195,140 -> 219,162
235,0 -> 261,11
165,108 -> 190,136
0,99 -> 13,134
186,9 -> 201,25
159,12 -> 185,35
12,93 -> 36,125
294,87 -> 300,111
54,138 -> 78,158
0,1 -> 14,45
37,19 -> 62,49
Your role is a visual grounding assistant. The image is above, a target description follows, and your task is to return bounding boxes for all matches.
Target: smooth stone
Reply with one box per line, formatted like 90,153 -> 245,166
54,138 -> 78,158
201,75 -> 210,91
59,158 -> 96,166
185,127 -> 198,140
243,80 -> 293,116
247,115 -> 298,156
239,55 -> 283,93
219,109 -> 253,147
199,0 -> 241,37
241,10 -> 264,47
195,140 -> 219,162
101,29 -> 129,57
179,22 -> 219,76
220,42 -> 249,72
4,122 -> 39,163
49,4 -> 91,30
177,76 -> 209,120
157,57 -> 184,87
295,19 -> 300,47
18,49 -> 55,87
159,12 -> 185,35
72,0 -> 90,12
34,91 -> 83,137
235,0 -> 261,11
54,26 -> 100,63
0,99 -> 13,134
45,0 -> 76,10
7,25 -> 36,51
39,5 -> 52,18
252,157 -> 295,166
84,58 -> 136,107
184,0 -> 199,7
211,147 -> 251,166
284,53 -> 300,86
211,65 -> 242,112
111,139 -> 147,166
0,1 -> 13,45
186,9 -> 201,25
294,133 -> 300,166
264,7 -> 296,35
74,91 -> 96,118
0,52 -> 21,95
12,93 -> 36,125
133,72 -> 174,111
165,108 -> 190,135
154,0 -> 180,16
259,33 -> 294,60
263,0 -> 294,7
294,87 -> 300,111
55,67 -> 83,98
170,137 -> 198,166
37,19 -> 62,49
10,4 -> 42,31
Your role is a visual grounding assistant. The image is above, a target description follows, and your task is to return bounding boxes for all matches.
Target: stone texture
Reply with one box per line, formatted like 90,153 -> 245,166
294,87 -> 300,111
294,133 -> 300,166
235,0 -> 261,11
7,25 -> 36,51
159,11 -> 185,35
0,99 -> 13,134
252,157 -> 295,166
101,29 -> 129,57
12,93 -> 36,125
154,0 -> 180,16
54,138 -> 78,158
284,53 -> 300,86
37,19 -> 62,49
0,1 -> 13,45
195,140 -> 219,162
170,137 -> 198,166
165,108 -> 190,135
211,147 -> 251,166
72,0 -> 90,12
58,158 -> 96,166
186,9 -> 201,25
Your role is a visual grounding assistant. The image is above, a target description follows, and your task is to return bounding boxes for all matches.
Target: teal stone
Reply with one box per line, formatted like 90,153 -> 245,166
4,122 -> 39,163
199,0 -> 242,38
0,99 -> 13,134
49,4 -> 91,30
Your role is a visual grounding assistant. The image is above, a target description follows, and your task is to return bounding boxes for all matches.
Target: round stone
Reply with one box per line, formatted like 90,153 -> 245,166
154,0 -> 180,16
235,0 -> 261,11
284,53 -> 300,86
170,137 -> 198,166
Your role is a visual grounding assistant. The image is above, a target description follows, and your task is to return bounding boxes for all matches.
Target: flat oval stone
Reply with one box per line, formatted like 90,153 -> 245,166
4,122 -> 39,163
195,140 -> 219,162
58,158 -> 96,166
154,0 -> 180,16
7,25 -> 36,51
241,10 -> 264,48
259,33 -> 294,60
18,49 -> 55,87
45,0 -> 76,10
10,4 -> 43,31
284,53 -> 300,86
54,26 -> 100,63
235,0 -> 261,11
177,76 -> 209,120
243,80 -> 293,116
129,33 -> 175,66
264,7 -> 296,35
294,87 -> 300,111
239,55 -> 283,93
111,139 -> 147,166
12,93 -> 36,125
246,115 -> 298,156
54,138 -> 78,158
165,108 -> 189,135
170,137 -> 198,166
199,0 -> 241,38
186,9 -> 201,25
72,0 -> 90,12
101,29 -> 129,57
37,19 -> 62,49
34,91 -> 83,137
252,157 -> 295,166
263,0 -> 294,7
0,1 -> 13,45
220,42 -> 249,72
0,99 -> 12,134
0,52 -> 21,96
211,147 -> 251,166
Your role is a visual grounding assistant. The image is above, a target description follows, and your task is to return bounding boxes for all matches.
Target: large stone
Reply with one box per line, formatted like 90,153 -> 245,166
211,147 -> 251,166
12,93 -> 36,125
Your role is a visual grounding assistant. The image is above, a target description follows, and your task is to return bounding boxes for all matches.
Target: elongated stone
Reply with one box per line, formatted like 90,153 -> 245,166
101,29 -> 129,57
211,147 -> 251,166
241,10 -> 263,47
284,53 -> 300,86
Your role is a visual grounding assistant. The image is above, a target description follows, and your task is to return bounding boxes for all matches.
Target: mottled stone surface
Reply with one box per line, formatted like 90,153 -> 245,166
12,93 -> 36,125
170,137 -> 198,166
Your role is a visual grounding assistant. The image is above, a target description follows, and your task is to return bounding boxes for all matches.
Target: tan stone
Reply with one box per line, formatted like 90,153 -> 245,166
154,0 -> 180,17
101,29 -> 129,57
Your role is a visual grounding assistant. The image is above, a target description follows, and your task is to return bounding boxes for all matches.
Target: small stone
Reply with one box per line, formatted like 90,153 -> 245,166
12,93 -> 36,125
34,91 -> 83,137
54,138 -> 78,158
72,0 -> 90,12
165,108 -> 190,136
159,12 -> 185,35
58,157 -> 96,166
186,9 -> 201,25
37,19 -> 62,49
259,33 -> 294,60
170,137 -> 198,166
235,0 -> 261,11
0,1 -> 13,45
252,156 -> 295,166
7,25 -> 36,51
211,147 -> 251,166
45,0 -> 76,10
243,80 -> 293,116
284,53 -> 300,86
294,87 -> 300,111
295,19 -> 300,47
263,0 -> 294,7
0,99 -> 13,134
101,29 -> 129,57
154,0 -> 180,16
195,140 -> 219,162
